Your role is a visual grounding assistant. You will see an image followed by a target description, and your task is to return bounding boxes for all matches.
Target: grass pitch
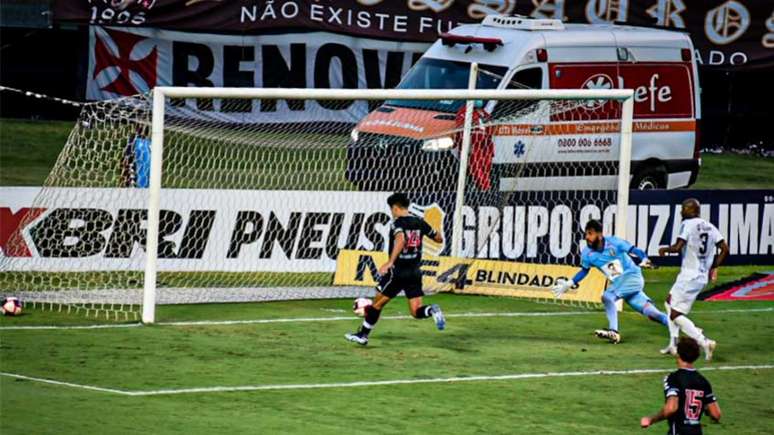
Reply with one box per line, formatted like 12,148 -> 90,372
1,266 -> 772,434
2,118 -> 774,189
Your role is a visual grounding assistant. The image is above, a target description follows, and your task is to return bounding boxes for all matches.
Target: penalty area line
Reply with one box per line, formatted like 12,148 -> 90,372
3,365 -> 773,397
0,307 -> 771,330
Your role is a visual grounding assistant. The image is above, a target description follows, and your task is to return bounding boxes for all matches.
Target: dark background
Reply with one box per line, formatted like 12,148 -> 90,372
1,1 -> 771,149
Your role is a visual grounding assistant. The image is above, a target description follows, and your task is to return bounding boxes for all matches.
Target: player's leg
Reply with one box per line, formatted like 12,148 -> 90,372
617,274 -> 668,326
405,276 -> 445,330
669,283 -> 716,360
345,272 -> 397,345
595,288 -> 622,343
624,291 -> 668,325
662,289 -> 681,355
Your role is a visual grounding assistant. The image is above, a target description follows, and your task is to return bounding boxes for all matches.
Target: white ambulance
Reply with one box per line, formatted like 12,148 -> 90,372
346,16 -> 701,191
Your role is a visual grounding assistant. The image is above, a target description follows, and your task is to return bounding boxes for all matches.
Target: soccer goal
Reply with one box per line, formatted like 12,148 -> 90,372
0,70 -> 634,323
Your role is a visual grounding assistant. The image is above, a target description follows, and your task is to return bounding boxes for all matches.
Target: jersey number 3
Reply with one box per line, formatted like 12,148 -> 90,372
698,233 -> 709,255
684,389 -> 704,420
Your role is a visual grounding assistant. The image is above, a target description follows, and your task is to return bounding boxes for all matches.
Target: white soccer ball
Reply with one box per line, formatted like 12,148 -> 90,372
352,297 -> 373,317
2,297 -> 23,316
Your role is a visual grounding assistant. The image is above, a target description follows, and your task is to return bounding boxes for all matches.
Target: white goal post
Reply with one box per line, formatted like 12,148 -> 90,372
140,84 -> 635,323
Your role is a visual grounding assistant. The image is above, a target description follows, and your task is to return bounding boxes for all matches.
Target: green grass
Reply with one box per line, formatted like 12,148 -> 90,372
2,118 -> 774,189
1,266 -> 772,434
0,117 -> 350,190
0,119 -> 73,185
694,154 -> 774,189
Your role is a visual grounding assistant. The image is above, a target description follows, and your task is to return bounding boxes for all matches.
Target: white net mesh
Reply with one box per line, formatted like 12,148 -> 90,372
0,85 -> 627,320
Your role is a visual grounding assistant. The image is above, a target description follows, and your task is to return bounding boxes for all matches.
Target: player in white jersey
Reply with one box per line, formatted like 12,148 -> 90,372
658,198 -> 729,360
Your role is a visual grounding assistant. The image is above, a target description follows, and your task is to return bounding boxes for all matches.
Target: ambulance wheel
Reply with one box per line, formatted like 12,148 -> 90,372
632,168 -> 666,190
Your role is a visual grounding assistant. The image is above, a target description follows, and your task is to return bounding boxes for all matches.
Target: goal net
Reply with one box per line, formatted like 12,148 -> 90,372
0,79 -> 633,322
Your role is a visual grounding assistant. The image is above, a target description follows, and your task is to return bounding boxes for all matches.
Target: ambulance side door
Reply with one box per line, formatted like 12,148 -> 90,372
546,35 -> 621,166
491,65 -> 548,172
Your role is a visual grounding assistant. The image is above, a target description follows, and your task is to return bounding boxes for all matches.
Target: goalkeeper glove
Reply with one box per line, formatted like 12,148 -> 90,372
640,258 -> 654,269
552,278 -> 574,298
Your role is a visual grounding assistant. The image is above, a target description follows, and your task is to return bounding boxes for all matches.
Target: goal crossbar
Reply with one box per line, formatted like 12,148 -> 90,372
155,86 -> 634,101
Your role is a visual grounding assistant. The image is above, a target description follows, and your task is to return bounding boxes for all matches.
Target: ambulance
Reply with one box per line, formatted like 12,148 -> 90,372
346,15 -> 701,191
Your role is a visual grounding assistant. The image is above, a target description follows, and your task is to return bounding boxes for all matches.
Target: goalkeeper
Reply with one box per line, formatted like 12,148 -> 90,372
552,220 -> 667,344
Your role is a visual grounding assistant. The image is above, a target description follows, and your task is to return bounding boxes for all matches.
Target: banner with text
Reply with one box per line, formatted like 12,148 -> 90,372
334,249 -> 608,303
1,187 -> 771,273
61,1 -> 774,70
86,26 -> 429,123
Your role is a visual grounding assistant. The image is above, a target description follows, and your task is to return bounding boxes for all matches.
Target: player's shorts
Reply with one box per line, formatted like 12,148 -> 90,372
604,273 -> 654,313
607,273 -> 645,298
669,279 -> 706,314
377,268 -> 424,299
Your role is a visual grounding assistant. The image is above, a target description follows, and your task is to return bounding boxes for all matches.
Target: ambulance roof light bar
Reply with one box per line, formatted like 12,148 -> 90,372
482,15 -> 565,31
440,33 -> 504,52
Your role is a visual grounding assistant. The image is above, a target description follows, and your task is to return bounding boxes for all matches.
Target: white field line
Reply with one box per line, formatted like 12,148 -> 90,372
2,364 -> 772,397
0,323 -> 142,331
0,372 -> 132,395
0,307 -> 770,331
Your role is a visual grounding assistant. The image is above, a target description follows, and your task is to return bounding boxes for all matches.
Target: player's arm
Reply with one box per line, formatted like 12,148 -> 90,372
660,221 -> 688,257
709,239 -> 729,282
615,236 -> 653,268
422,220 -> 443,244
659,238 -> 686,256
379,231 -> 405,275
640,396 -> 678,428
706,402 -> 722,422
703,382 -> 721,422
629,245 -> 653,268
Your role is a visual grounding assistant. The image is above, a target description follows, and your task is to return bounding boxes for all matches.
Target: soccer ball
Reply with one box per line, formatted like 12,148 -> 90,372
2,297 -> 23,316
353,297 -> 373,317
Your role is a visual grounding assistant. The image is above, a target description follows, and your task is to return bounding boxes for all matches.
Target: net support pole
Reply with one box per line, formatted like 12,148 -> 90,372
613,96 -> 634,313
615,96 -> 634,239
451,62 -> 478,258
142,88 -> 166,324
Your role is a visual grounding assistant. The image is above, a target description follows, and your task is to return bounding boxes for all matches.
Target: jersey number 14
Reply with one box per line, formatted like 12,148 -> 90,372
405,230 -> 422,249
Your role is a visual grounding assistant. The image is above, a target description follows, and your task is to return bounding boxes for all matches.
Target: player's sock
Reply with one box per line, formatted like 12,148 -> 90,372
413,305 -> 433,319
601,291 -> 619,332
642,303 -> 668,326
673,315 -> 708,347
360,306 -> 381,337
665,303 -> 679,347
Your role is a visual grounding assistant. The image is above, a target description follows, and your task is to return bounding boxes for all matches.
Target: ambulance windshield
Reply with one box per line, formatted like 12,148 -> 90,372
386,58 -> 507,113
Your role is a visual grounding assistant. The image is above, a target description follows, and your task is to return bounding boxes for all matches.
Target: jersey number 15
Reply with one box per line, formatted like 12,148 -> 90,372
684,389 -> 704,420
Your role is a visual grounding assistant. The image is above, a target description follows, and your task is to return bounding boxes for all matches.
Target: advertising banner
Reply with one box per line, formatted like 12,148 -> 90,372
1,187 -> 771,272
1,187 -> 392,272
334,249 -> 608,303
86,26 -> 430,123
59,1 -> 774,70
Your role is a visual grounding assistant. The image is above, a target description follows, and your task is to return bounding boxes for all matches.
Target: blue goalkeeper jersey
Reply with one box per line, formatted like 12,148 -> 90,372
580,235 -> 641,282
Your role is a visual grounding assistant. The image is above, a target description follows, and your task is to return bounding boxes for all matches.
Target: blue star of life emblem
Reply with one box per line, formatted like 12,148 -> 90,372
513,140 -> 526,157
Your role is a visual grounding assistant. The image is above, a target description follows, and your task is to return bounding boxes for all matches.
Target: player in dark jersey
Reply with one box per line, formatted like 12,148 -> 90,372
345,193 -> 446,345
641,337 -> 722,434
